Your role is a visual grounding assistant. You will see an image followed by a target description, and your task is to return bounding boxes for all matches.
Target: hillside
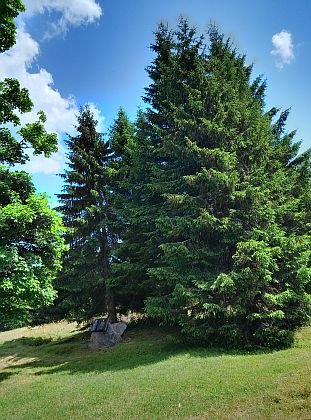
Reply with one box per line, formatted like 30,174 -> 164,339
0,322 -> 310,419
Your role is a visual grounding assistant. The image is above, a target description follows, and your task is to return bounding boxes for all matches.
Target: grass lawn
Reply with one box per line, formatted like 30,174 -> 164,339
0,322 -> 310,419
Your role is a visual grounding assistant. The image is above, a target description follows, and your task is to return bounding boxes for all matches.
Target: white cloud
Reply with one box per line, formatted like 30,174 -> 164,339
271,30 -> 295,69
22,144 -> 67,175
87,102 -> 105,132
0,28 -> 78,135
0,1 -> 104,175
0,29 -> 104,175
23,0 -> 102,39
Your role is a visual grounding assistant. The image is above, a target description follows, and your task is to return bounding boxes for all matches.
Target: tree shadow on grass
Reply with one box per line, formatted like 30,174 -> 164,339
0,371 -> 14,382
0,326 -> 275,383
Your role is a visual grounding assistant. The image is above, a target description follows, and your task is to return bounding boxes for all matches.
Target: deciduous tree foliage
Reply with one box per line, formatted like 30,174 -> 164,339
0,0 -> 65,330
0,171 -> 64,329
0,1 -> 57,166
0,0 -> 25,52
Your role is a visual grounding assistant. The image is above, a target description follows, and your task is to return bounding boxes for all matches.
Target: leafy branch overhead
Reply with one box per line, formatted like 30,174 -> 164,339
0,78 -> 58,165
0,0 -> 25,52
0,0 -> 65,330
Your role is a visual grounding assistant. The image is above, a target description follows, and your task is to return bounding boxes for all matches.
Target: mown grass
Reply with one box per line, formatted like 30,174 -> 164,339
0,322 -> 310,419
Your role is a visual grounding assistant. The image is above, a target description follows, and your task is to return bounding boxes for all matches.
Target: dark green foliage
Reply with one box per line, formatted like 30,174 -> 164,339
134,19 -> 311,348
0,0 -> 25,52
56,106 -> 116,321
110,108 -> 135,160
5,11 -> 305,347
0,78 -> 32,125
109,109 -> 161,312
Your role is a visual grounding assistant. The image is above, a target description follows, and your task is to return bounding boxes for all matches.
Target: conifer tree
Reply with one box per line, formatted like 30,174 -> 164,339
107,109 -> 139,311
109,107 -> 135,237
56,106 -> 117,322
112,23 -> 195,314
110,109 -> 164,312
139,20 -> 310,348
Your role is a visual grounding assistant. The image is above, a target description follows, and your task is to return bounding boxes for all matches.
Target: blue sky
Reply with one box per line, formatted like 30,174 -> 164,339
1,0 -> 311,206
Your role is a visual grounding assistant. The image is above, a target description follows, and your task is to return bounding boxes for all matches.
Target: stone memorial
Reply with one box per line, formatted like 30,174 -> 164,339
89,318 -> 127,349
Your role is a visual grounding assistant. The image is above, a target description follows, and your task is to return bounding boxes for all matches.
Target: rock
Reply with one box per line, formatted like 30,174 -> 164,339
89,319 -> 127,349
111,322 -> 127,337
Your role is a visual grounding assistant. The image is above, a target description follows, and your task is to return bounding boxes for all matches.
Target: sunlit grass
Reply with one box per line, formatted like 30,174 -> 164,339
0,322 -> 310,419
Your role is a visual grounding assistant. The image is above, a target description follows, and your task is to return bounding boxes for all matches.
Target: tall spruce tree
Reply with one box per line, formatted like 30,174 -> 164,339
56,106 -> 117,322
107,108 -> 142,312
138,19 -> 311,348
110,109 -> 165,312
110,24 -> 192,313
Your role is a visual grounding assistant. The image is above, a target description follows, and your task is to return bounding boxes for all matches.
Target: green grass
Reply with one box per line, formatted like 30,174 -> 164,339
0,322 -> 310,419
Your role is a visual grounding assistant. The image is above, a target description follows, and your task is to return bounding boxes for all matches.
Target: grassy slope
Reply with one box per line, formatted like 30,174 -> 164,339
0,322 -> 310,419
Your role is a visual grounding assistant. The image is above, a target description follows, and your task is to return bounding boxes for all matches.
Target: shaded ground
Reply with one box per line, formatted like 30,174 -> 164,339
0,322 -> 310,419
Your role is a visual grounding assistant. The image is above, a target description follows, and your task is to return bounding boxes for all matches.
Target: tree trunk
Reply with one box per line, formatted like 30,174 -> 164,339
100,227 -> 117,323
106,286 -> 117,323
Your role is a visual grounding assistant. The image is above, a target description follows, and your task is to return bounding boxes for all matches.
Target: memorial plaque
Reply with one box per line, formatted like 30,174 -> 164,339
90,318 -> 110,333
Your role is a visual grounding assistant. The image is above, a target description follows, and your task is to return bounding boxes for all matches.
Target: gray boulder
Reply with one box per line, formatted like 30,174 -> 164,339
111,322 -> 127,337
89,318 -> 127,349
